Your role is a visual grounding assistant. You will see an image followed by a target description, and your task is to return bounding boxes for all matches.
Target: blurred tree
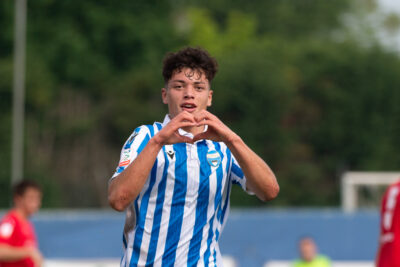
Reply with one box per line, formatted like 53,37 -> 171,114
0,1 -> 15,206
1,0 -> 400,207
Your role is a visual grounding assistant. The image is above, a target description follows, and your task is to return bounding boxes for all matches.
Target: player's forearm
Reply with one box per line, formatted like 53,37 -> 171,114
226,136 -> 279,201
108,138 -> 163,211
0,245 -> 32,261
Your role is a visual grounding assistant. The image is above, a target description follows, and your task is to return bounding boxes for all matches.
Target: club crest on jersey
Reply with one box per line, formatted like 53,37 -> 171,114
206,150 -> 221,167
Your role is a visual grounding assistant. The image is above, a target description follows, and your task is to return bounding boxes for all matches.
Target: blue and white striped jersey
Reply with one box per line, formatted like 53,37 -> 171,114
111,115 -> 252,267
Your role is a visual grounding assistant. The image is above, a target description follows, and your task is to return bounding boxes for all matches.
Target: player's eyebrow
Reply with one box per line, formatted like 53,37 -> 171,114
169,80 -> 206,84
169,80 -> 186,83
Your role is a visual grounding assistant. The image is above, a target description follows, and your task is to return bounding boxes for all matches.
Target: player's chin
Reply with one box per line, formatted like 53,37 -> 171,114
181,107 -> 197,114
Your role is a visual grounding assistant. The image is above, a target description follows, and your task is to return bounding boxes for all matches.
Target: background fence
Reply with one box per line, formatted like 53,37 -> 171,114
19,208 -> 380,267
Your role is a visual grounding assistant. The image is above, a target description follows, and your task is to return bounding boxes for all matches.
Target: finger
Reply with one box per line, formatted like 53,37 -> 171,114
175,121 -> 197,129
195,110 -> 217,121
196,120 -> 219,129
169,114 -> 195,126
166,120 -> 196,132
194,112 -> 209,123
176,111 -> 196,122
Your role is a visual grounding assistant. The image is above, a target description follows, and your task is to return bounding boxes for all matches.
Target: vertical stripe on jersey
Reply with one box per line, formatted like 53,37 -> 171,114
153,144 -> 176,265
203,142 -> 224,266
162,143 -> 188,266
188,141 -> 211,264
130,125 -> 156,266
130,161 -> 157,266
145,146 -> 169,265
132,134 -> 151,231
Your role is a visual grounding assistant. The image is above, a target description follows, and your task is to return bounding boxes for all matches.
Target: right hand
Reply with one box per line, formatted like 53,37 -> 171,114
153,111 -> 196,146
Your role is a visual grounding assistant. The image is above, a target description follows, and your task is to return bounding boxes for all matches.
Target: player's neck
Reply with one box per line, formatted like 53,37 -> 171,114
13,207 -> 29,220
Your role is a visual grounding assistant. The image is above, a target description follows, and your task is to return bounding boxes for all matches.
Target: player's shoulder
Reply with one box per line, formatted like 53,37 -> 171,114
122,122 -> 163,148
393,180 -> 400,189
384,181 -> 400,196
135,121 -> 163,136
0,211 -> 18,239
0,211 -> 18,224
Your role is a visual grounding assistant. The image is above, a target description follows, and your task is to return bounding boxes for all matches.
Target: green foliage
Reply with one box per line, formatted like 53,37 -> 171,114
0,0 -> 399,207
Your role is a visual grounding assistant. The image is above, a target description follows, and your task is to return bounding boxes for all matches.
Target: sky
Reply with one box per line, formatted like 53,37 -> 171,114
379,0 -> 400,13
375,0 -> 400,52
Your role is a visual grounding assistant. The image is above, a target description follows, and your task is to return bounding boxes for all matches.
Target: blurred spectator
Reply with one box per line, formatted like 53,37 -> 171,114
376,180 -> 400,267
293,237 -> 331,267
0,180 -> 43,267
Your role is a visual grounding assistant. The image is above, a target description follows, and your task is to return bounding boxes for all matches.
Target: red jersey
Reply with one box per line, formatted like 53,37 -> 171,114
377,181 -> 400,267
0,210 -> 37,267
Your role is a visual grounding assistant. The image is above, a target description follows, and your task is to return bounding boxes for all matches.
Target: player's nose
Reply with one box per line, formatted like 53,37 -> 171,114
183,86 -> 195,99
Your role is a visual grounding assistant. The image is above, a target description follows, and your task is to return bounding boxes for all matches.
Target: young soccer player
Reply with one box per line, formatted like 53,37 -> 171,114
108,47 -> 279,266
0,180 -> 43,267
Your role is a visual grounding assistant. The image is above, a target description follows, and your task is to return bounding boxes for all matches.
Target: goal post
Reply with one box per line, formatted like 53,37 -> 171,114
341,172 -> 400,213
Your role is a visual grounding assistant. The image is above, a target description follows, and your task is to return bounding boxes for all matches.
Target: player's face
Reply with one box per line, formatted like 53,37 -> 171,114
16,188 -> 42,217
162,68 -> 213,118
299,239 -> 317,262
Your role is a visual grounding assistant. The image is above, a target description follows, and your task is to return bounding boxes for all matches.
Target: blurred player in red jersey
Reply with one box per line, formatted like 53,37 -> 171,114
0,180 -> 43,267
376,179 -> 400,267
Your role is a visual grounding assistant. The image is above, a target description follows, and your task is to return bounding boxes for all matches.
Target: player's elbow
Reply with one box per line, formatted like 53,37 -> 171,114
108,192 -> 129,212
108,184 -> 129,212
108,196 -> 126,212
258,183 -> 280,202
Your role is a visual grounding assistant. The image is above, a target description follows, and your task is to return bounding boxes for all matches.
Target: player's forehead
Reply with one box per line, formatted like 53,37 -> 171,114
23,187 -> 42,197
169,67 -> 209,83
299,238 -> 315,247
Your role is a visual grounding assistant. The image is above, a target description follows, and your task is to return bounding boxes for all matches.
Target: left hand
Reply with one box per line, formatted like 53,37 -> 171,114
192,110 -> 238,143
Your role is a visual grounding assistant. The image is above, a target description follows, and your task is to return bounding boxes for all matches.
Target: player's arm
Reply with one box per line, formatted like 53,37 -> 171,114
108,112 -> 196,211
225,135 -> 279,201
193,110 -> 279,201
0,244 -> 41,264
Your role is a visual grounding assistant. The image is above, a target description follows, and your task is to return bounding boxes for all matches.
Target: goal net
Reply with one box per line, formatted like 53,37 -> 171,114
341,171 -> 400,212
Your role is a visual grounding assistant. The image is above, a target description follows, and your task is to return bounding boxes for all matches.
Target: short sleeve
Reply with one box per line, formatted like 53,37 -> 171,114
110,126 -> 151,181
229,154 -> 254,195
0,217 -> 16,244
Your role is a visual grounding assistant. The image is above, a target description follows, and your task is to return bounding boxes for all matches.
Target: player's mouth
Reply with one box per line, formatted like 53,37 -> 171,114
181,103 -> 197,113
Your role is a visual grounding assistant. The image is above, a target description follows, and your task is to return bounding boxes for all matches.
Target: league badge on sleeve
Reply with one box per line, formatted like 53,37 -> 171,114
206,150 -> 221,167
0,222 -> 14,238
127,132 -> 139,145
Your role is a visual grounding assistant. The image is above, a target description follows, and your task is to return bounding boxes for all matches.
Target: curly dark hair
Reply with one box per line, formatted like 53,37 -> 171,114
162,47 -> 218,84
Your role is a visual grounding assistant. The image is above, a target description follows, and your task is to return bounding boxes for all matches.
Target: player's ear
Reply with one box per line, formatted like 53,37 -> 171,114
207,89 -> 213,107
161,87 -> 168,104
